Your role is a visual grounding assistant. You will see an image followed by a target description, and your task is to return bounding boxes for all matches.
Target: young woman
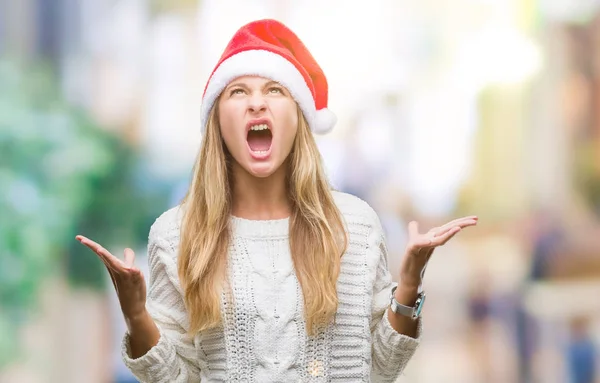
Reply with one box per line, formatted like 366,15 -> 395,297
77,19 -> 477,382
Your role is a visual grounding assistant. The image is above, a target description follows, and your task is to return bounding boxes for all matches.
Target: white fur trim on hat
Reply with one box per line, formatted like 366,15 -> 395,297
200,49 -> 335,134
313,108 -> 336,134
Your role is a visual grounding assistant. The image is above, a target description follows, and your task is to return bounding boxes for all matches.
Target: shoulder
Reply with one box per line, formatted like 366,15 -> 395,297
330,191 -> 388,283
331,190 -> 381,225
148,204 -> 185,249
331,190 -> 383,234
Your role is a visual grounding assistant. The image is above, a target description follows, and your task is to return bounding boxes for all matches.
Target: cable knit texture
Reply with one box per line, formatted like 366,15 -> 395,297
121,191 -> 421,382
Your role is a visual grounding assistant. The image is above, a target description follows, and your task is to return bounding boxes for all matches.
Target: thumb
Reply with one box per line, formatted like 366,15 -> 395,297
408,221 -> 419,239
124,248 -> 135,268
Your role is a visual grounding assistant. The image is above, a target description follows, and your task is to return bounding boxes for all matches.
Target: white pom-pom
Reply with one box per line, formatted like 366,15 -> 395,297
312,108 -> 337,134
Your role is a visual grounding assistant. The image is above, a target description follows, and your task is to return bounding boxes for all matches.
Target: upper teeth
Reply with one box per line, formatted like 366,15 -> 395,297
250,124 -> 269,131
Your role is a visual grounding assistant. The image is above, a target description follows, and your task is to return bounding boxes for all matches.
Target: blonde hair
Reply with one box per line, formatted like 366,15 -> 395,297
178,104 -> 347,336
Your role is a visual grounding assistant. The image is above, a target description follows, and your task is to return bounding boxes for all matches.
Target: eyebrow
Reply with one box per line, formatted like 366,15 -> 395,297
225,82 -> 250,92
263,80 -> 282,88
224,80 -> 284,92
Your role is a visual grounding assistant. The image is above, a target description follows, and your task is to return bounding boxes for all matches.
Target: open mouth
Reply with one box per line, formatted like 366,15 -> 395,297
247,123 -> 272,154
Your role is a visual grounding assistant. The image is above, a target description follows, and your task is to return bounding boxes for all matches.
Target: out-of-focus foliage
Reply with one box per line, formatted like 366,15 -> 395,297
0,60 -> 170,367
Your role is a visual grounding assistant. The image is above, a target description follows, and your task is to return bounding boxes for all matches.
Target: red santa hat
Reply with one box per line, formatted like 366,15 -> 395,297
200,19 -> 336,135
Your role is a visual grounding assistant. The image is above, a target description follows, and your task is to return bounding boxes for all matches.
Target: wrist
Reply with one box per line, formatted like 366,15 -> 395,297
398,275 -> 422,291
125,308 -> 160,358
125,309 -> 151,330
393,284 -> 420,307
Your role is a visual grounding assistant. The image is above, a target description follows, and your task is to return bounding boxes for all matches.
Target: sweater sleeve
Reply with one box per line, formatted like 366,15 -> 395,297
121,219 -> 201,383
369,210 -> 421,383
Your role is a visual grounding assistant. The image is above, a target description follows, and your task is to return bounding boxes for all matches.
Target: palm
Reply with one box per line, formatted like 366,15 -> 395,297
76,235 -> 147,320
400,216 -> 478,287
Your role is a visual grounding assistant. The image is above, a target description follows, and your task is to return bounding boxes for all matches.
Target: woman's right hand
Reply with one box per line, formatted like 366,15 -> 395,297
76,235 -> 147,322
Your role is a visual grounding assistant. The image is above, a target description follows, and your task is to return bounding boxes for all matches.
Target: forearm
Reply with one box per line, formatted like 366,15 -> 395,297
121,308 -> 202,382
126,309 -> 161,358
371,282 -> 421,382
386,284 -> 419,338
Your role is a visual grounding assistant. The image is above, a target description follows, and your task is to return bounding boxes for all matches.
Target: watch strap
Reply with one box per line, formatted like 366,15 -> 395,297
390,286 -> 424,320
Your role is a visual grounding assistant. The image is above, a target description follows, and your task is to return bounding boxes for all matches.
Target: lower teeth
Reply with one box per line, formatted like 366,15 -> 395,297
253,150 -> 268,154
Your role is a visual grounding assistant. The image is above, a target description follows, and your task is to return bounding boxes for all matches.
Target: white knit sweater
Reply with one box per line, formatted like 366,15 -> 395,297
122,191 -> 420,382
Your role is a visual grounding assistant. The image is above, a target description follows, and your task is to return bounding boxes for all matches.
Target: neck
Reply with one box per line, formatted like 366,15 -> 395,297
230,161 -> 291,220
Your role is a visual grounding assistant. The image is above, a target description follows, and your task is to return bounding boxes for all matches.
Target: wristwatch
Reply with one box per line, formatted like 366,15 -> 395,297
390,286 -> 426,320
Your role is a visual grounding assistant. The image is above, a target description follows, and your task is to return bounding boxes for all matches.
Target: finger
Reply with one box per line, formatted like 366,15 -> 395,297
77,235 -> 119,263
124,248 -> 135,269
432,226 -> 461,246
437,216 -> 477,232
433,218 -> 478,237
408,221 -> 420,239
76,235 -> 126,272
433,223 -> 476,240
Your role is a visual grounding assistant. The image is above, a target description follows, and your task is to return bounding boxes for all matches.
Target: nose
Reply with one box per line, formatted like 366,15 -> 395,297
248,92 -> 267,113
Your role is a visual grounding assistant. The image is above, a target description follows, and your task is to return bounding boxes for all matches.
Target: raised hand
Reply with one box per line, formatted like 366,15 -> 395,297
76,235 -> 147,321
399,216 -> 478,289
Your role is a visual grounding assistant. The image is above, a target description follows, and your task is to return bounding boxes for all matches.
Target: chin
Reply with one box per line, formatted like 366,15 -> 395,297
245,161 -> 279,178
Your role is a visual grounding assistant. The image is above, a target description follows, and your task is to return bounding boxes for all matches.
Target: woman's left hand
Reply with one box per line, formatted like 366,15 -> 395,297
399,215 -> 478,289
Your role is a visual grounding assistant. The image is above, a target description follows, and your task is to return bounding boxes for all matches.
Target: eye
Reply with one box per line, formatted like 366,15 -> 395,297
268,87 -> 284,94
229,88 -> 245,96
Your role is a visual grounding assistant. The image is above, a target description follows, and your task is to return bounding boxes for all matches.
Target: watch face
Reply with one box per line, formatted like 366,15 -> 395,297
414,293 -> 426,318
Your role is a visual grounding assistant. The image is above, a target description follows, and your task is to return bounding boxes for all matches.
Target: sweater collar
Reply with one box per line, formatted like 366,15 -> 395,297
230,215 -> 289,238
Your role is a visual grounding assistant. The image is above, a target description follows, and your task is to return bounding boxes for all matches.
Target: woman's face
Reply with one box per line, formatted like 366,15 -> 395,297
218,76 -> 298,178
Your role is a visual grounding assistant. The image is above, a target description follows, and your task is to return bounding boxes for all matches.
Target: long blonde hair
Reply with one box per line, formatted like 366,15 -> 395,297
178,104 -> 347,336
